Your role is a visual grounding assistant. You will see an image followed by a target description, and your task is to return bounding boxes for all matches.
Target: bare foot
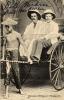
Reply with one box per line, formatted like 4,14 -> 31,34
4,93 -> 9,99
5,86 -> 9,99
18,89 -> 24,95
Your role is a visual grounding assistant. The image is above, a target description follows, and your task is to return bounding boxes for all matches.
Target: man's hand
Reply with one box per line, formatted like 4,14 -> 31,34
58,35 -> 64,41
28,57 -> 33,64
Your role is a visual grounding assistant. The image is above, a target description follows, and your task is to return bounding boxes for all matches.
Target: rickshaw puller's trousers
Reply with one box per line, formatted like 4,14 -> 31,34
5,50 -> 21,89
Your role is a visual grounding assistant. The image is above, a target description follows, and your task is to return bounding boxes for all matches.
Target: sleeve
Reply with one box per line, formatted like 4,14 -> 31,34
16,32 -> 27,52
45,23 -> 60,40
22,26 -> 29,41
22,26 -> 31,48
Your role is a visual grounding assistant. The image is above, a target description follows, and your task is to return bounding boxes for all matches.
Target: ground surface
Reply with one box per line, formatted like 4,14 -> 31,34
0,78 -> 64,100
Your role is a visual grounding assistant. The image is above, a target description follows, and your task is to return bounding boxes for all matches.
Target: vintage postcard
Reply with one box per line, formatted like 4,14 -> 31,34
0,0 -> 64,100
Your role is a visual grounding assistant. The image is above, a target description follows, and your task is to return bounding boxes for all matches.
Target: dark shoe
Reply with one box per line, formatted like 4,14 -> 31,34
31,56 -> 39,63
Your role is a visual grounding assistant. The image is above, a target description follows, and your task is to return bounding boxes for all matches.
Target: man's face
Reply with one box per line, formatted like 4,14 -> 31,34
5,25 -> 12,34
45,13 -> 53,22
31,13 -> 38,23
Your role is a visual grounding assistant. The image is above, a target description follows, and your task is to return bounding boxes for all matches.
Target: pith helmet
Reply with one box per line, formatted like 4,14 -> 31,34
42,9 -> 56,19
27,9 -> 41,20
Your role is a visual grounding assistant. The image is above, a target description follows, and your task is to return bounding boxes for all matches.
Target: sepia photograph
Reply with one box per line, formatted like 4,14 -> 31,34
0,0 -> 64,100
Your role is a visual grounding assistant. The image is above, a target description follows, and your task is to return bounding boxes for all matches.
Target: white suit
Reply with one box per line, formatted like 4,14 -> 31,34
42,20 -> 60,44
31,20 -> 61,60
20,20 -> 44,57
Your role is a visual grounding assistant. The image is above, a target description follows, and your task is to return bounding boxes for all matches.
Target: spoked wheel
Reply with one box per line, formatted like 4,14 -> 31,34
49,41 -> 64,90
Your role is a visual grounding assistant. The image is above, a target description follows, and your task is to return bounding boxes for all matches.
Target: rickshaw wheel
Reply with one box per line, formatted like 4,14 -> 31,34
49,41 -> 64,90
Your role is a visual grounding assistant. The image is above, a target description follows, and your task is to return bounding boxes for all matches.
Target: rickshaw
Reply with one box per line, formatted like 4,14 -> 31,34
1,39 -> 64,91
18,39 -> 64,91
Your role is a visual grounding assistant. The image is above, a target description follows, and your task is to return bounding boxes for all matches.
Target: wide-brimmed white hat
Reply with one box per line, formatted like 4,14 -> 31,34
1,17 -> 18,25
42,9 -> 56,19
27,9 -> 41,20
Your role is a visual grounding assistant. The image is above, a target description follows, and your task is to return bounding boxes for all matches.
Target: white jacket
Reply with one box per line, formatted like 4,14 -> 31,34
21,20 -> 44,57
41,20 -> 60,44
23,20 -> 43,48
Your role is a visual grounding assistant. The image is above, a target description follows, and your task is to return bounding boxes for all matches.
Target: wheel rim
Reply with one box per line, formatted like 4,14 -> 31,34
49,42 -> 64,90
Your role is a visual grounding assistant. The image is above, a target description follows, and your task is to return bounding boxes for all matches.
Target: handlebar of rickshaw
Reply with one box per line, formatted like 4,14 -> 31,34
0,59 -> 29,64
